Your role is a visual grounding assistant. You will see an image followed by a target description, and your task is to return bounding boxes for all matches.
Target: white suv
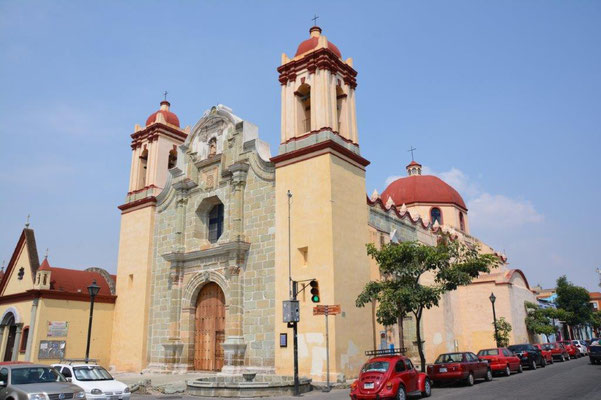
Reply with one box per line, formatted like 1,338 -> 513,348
52,363 -> 130,400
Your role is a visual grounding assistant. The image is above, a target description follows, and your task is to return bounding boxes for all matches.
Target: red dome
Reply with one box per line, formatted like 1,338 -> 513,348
381,175 -> 467,210
146,101 -> 180,127
295,26 -> 342,58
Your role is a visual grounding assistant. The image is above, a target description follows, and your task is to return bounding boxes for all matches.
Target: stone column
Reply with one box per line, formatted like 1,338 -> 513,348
220,164 -> 249,375
25,298 -> 39,361
163,264 -> 184,371
11,324 -> 23,361
0,325 -> 6,361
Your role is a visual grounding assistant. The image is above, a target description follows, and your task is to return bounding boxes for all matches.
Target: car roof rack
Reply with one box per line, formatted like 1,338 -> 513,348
365,348 -> 407,357
59,358 -> 99,365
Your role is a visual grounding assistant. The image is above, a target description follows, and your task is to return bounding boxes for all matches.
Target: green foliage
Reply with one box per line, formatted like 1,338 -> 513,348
555,275 -> 592,327
357,234 -> 500,371
591,311 -> 601,330
494,317 -> 512,347
524,301 -> 555,336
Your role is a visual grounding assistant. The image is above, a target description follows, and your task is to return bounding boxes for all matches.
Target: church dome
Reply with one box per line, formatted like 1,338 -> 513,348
146,100 -> 180,127
295,26 -> 342,58
382,175 -> 467,210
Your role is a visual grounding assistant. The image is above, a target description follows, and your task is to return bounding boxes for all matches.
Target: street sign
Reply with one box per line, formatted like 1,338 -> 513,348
313,304 -> 341,315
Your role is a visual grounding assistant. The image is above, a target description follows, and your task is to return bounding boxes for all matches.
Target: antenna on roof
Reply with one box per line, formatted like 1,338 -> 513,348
25,214 -> 30,228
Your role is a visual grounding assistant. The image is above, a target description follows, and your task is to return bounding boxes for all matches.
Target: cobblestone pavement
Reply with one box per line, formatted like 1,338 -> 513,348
132,357 -> 601,400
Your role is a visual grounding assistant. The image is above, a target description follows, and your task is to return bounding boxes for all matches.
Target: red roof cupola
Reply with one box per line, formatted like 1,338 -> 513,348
295,26 -> 342,58
146,100 -> 180,127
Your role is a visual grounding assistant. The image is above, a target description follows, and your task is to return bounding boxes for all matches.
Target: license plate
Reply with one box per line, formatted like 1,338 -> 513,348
364,382 -> 374,389
439,367 -> 447,372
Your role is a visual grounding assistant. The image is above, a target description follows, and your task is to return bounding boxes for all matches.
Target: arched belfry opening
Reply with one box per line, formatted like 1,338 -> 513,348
295,83 -> 311,135
168,147 -> 177,170
336,84 -> 347,135
194,282 -> 225,371
138,148 -> 148,189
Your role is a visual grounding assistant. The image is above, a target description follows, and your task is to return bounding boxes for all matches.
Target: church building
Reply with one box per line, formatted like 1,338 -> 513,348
99,25 -> 539,380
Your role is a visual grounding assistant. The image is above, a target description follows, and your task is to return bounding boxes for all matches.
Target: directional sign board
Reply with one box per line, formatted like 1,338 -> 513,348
313,304 -> 341,316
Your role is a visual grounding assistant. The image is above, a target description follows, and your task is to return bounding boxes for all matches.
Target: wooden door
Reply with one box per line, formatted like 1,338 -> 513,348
3,326 -> 16,362
194,282 -> 225,371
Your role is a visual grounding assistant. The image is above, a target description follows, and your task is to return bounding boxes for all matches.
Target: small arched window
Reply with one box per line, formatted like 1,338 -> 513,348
208,204 -> 224,243
168,148 -> 177,169
295,83 -> 311,134
430,208 -> 442,225
459,212 -> 465,231
138,148 -> 148,189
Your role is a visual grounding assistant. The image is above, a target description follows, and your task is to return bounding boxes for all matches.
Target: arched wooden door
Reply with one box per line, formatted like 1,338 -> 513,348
194,282 -> 225,371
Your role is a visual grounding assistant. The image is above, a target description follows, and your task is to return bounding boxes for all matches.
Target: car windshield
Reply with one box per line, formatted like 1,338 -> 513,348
73,366 -> 113,381
11,367 -> 65,385
361,362 -> 390,373
508,345 -> 529,352
542,344 -> 554,350
435,353 -> 463,364
477,349 -> 499,356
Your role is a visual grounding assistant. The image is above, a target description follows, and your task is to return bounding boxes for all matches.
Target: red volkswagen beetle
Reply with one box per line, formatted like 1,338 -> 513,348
477,347 -> 523,376
427,352 -> 492,386
350,354 -> 431,399
534,344 -> 554,364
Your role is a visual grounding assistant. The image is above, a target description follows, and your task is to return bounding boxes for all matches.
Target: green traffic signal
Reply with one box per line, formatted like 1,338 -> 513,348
310,280 -> 320,303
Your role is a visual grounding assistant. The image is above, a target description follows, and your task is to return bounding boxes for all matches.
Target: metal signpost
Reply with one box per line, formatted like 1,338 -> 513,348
313,304 -> 341,392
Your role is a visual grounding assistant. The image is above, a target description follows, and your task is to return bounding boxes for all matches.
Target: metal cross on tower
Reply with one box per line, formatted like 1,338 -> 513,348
163,91 -> 168,101
312,14 -> 319,26
408,146 -> 417,161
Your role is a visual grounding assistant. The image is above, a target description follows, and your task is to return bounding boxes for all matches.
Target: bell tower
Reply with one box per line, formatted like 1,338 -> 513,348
110,100 -> 188,372
273,26 -> 372,380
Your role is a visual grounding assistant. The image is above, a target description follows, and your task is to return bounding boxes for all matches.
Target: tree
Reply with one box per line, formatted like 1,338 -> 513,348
494,317 -> 512,347
524,301 -> 555,337
555,276 -> 592,337
356,234 -> 500,371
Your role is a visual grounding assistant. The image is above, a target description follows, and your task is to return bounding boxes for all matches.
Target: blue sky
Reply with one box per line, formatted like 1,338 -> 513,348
1,1 -> 599,291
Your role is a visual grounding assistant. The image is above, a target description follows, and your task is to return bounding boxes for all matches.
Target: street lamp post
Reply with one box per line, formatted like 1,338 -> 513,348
489,292 -> 499,347
85,280 -> 101,363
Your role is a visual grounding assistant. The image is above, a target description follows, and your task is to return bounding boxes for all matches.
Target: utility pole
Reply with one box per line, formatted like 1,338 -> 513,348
286,190 -> 300,396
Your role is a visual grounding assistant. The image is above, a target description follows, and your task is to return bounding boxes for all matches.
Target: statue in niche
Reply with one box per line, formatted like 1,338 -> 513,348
208,137 -> 217,158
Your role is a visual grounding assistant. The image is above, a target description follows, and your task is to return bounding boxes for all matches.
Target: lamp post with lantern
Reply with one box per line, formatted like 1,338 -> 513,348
489,292 -> 500,347
85,280 -> 101,363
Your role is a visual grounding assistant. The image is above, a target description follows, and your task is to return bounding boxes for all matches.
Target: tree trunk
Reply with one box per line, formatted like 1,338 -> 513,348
397,315 -> 405,351
415,309 -> 426,372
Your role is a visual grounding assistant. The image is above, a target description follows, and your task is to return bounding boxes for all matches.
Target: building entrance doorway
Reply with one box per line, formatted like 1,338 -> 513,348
194,282 -> 225,371
3,314 -> 16,362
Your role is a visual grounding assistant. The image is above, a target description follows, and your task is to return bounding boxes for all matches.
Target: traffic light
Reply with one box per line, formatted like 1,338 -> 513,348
310,280 -> 320,303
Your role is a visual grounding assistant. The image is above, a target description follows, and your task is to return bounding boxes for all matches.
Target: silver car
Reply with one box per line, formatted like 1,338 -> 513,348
0,363 -> 86,400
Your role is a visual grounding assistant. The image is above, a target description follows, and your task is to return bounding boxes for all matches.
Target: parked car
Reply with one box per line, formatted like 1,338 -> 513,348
542,342 -> 569,362
572,340 -> 588,356
558,340 -> 580,359
589,340 -> 601,365
507,344 -> 546,369
476,348 -> 522,376
350,354 -> 432,399
586,338 -> 600,352
427,352 -> 492,386
533,344 -> 554,364
0,362 -> 85,400
52,362 -> 131,400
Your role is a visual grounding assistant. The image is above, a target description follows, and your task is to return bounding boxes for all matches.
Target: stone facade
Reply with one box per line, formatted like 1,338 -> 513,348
145,105 -> 276,373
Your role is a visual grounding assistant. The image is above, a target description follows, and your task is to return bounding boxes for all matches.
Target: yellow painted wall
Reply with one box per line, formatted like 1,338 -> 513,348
2,244 -> 35,297
31,298 -> 114,367
110,206 -> 156,371
274,152 -> 372,381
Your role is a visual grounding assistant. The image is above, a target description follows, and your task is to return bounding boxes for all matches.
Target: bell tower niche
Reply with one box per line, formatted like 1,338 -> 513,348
110,99 -> 188,372
273,26 -> 372,381
278,26 -> 359,154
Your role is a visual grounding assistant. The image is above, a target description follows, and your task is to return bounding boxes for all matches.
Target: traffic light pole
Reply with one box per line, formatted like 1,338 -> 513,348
293,320 -> 299,396
288,190 -> 300,396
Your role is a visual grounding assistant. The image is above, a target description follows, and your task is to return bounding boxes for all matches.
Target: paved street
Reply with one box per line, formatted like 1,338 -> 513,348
132,357 -> 600,400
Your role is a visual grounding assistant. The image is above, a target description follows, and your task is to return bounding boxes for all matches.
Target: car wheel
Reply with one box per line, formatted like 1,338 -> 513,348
397,385 -> 407,400
530,359 -> 537,370
518,364 -> 523,373
465,372 -> 475,386
421,379 -> 432,398
485,369 -> 493,381
550,357 -> 554,364
505,365 -> 511,376
541,357 -> 546,368
561,354 -> 566,362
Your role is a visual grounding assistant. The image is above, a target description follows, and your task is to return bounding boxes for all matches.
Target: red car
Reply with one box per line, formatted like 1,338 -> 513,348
558,340 -> 579,359
543,342 -> 569,362
350,354 -> 431,399
477,347 -> 522,376
534,344 -> 554,364
427,352 -> 492,386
